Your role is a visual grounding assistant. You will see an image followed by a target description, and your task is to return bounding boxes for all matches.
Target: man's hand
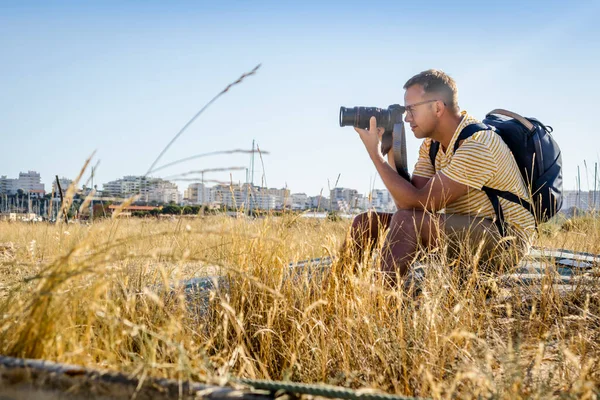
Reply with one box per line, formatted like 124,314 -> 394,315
355,116 -> 385,160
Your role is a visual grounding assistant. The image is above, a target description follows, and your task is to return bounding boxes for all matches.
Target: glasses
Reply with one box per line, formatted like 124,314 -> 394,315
404,99 -> 444,117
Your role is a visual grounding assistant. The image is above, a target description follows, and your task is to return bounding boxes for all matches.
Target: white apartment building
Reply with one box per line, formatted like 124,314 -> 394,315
330,188 -> 359,211
307,195 -> 329,211
0,171 -> 45,197
242,184 -> 290,209
242,185 -> 289,209
290,193 -> 308,210
353,193 -> 368,211
252,193 -> 278,210
0,176 -> 12,195
52,177 -> 73,195
185,183 -> 212,205
211,184 -> 247,209
370,189 -> 396,212
148,181 -> 180,204
103,176 -> 181,203
103,176 -> 146,197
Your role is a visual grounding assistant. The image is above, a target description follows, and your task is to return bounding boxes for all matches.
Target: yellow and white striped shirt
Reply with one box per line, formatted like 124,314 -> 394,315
413,111 -> 536,244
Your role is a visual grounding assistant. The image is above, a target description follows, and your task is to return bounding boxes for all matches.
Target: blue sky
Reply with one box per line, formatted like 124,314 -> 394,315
1,0 -> 599,196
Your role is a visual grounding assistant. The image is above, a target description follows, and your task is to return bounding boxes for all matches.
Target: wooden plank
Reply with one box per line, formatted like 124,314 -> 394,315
529,247 -> 600,265
178,249 -> 600,302
0,355 -> 273,400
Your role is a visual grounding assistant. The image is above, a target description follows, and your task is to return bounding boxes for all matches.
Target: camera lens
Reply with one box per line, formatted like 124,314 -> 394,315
339,107 -> 356,127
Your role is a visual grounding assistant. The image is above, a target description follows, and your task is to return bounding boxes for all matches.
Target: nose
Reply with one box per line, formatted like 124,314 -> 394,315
404,110 -> 413,124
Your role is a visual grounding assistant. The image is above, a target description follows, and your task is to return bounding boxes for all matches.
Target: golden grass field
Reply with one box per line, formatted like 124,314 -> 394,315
0,213 -> 598,399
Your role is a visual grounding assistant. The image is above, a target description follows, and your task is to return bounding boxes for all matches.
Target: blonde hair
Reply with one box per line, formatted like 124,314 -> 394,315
403,69 -> 459,112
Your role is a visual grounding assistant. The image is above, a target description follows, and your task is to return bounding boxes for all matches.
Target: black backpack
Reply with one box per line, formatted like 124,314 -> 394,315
428,109 -> 563,236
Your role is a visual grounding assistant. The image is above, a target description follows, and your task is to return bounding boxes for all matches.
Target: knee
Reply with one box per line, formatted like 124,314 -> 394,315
390,209 -> 420,236
391,209 -> 439,245
351,211 -> 373,231
350,211 -> 385,242
391,209 -> 414,226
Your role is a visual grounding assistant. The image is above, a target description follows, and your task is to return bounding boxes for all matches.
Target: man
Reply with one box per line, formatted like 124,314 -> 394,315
347,69 -> 536,284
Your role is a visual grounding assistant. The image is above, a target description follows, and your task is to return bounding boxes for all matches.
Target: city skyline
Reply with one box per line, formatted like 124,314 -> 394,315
2,169 -> 599,215
0,169 -> 392,198
0,169 -> 399,216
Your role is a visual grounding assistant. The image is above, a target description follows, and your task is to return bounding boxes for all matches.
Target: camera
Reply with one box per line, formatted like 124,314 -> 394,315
339,104 -> 405,131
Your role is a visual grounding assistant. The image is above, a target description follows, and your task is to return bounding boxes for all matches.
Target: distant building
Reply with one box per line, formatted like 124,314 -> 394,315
148,181 -> 180,204
307,195 -> 329,211
103,176 -> 148,198
0,171 -> 45,197
52,177 -> 73,196
263,187 -> 290,207
370,189 -> 395,212
290,193 -> 308,210
352,193 -> 367,211
356,195 -> 370,211
103,176 -> 181,204
185,183 -> 212,205
253,192 -> 278,210
0,176 -> 13,195
211,184 -> 246,209
330,188 -> 359,212
246,185 -> 290,210
196,183 -> 292,210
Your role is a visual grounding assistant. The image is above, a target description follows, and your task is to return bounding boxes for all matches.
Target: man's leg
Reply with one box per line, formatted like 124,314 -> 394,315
380,209 -> 442,281
346,210 -> 525,286
380,211 -> 522,284
342,211 -> 393,260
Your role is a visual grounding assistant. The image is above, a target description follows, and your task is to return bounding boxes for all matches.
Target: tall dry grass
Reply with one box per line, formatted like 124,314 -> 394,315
0,213 -> 598,399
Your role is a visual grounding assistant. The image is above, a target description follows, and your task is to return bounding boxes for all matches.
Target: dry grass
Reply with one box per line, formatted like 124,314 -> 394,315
0,213 -> 598,399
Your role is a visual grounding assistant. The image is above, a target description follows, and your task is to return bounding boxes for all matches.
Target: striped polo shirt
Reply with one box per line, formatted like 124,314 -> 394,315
412,111 -> 536,244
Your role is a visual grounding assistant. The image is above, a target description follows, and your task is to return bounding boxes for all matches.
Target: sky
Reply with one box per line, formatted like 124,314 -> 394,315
1,0 -> 599,197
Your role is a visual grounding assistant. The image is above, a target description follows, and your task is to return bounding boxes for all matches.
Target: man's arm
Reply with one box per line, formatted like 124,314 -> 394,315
411,175 -> 429,190
387,149 -> 397,173
372,154 -> 469,211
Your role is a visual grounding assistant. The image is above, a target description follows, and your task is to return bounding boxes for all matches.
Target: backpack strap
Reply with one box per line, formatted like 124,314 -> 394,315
428,123 -> 490,169
452,123 -> 492,153
481,187 -> 534,215
482,188 -> 506,237
428,140 -> 440,168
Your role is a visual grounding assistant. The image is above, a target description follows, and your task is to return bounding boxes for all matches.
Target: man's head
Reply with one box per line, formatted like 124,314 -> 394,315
403,69 -> 460,139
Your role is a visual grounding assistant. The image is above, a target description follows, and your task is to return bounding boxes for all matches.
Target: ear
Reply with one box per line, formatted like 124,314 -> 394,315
435,100 -> 445,117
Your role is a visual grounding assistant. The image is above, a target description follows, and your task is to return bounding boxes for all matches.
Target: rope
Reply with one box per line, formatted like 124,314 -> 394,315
235,378 -> 428,400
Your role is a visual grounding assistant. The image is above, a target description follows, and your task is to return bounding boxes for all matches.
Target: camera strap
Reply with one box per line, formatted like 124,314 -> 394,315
392,123 -> 410,181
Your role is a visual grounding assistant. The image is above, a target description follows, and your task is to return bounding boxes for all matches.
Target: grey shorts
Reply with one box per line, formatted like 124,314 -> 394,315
438,213 -> 530,273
